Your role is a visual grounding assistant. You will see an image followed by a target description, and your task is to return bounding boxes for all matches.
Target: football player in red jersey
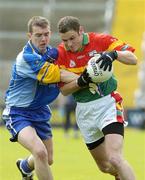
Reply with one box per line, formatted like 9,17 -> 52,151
56,16 -> 137,180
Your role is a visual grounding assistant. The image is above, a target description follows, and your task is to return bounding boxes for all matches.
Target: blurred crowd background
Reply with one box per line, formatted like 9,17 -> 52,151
0,0 -> 145,131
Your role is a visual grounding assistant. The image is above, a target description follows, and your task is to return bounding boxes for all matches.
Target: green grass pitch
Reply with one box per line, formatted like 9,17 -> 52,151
0,127 -> 144,180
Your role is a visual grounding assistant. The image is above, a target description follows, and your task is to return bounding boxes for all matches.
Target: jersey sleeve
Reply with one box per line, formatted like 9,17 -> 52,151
94,33 -> 135,52
18,49 -> 60,84
107,38 -> 135,52
37,62 -> 60,84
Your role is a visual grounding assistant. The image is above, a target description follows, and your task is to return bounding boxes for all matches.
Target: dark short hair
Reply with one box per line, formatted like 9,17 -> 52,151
57,16 -> 80,33
28,16 -> 50,33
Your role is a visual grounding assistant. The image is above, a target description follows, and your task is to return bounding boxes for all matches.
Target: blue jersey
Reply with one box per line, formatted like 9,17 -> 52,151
5,41 -> 60,109
3,41 -> 61,141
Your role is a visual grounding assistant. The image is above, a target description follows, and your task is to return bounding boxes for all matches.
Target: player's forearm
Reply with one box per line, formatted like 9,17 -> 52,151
116,50 -> 137,65
60,69 -> 79,83
60,69 -> 81,96
60,80 -> 80,96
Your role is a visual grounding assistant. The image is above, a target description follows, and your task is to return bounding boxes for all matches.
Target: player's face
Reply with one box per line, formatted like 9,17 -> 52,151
28,25 -> 51,53
59,30 -> 83,52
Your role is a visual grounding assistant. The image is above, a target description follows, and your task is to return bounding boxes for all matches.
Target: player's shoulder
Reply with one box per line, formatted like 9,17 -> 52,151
89,32 -> 114,39
22,42 -> 42,64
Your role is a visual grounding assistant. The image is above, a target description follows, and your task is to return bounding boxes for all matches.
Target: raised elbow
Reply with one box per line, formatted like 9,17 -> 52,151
132,56 -> 138,65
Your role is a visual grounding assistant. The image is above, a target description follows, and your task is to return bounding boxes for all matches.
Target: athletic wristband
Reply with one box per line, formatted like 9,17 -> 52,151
113,50 -> 118,60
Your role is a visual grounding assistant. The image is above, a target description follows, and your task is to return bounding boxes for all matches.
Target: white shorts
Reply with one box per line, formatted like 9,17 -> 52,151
76,93 -> 124,144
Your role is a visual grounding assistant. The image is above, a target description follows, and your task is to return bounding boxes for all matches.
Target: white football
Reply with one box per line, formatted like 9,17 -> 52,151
86,55 -> 113,83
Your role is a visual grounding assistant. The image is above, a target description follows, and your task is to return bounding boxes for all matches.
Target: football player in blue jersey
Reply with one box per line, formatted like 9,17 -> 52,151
2,16 -> 77,180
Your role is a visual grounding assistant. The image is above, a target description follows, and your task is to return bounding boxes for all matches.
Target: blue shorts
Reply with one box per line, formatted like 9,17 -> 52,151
2,106 -> 52,142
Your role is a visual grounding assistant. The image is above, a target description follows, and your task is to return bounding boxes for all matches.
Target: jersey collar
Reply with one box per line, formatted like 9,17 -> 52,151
83,33 -> 89,45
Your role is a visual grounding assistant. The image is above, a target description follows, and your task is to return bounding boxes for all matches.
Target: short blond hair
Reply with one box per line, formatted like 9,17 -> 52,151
28,16 -> 50,33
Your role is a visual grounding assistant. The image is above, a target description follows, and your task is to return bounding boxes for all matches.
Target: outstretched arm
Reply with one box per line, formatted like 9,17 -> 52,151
60,79 -> 80,96
116,50 -> 137,65
60,69 -> 79,83
60,69 -> 91,96
60,69 -> 80,96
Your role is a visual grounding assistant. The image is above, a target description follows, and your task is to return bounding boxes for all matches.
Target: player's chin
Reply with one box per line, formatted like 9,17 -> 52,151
39,46 -> 47,52
70,47 -> 79,52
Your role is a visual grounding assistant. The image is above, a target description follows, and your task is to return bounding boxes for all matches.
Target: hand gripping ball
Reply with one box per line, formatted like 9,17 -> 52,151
86,54 -> 113,83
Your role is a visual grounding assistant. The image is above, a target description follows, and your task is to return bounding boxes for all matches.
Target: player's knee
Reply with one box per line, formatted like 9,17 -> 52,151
34,147 -> 48,162
97,161 -> 111,174
109,154 -> 122,169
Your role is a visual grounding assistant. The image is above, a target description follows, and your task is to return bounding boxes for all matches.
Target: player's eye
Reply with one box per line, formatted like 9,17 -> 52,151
44,33 -> 49,37
35,34 -> 42,38
62,39 -> 67,43
70,37 -> 75,40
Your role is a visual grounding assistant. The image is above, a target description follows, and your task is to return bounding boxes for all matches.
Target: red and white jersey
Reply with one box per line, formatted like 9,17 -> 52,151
56,32 -> 135,103
57,32 -> 135,74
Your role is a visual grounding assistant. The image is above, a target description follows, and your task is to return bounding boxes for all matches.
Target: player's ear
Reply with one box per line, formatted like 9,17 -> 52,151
79,26 -> 84,35
27,32 -> 32,39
